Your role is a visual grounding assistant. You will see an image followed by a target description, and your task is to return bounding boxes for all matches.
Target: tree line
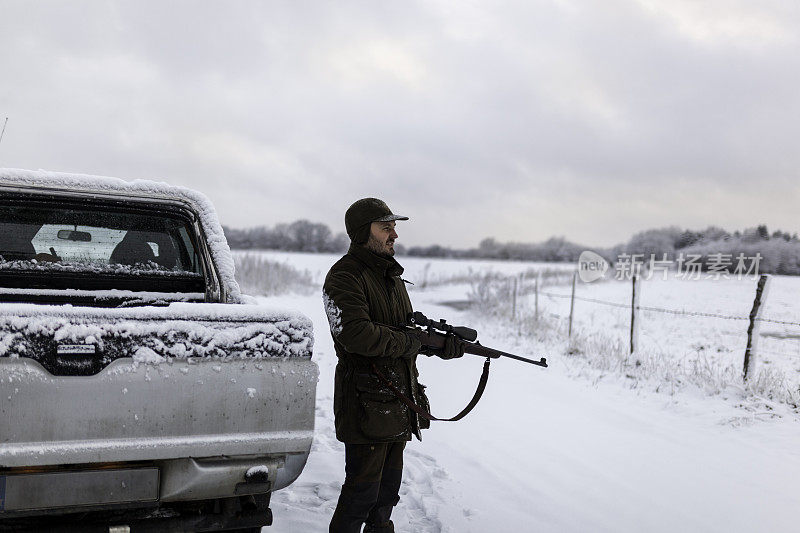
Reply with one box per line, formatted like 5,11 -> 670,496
613,225 -> 800,275
223,222 -> 800,275
223,220 -> 350,253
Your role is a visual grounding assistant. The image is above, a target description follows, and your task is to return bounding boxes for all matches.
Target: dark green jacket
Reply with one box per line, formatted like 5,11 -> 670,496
323,245 -> 427,443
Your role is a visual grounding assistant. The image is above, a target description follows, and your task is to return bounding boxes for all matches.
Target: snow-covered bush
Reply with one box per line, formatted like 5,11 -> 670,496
466,268 -> 576,307
466,272 -> 511,306
682,239 -> 800,275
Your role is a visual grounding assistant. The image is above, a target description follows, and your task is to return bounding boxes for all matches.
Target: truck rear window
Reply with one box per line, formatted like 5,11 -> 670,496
0,200 -> 205,292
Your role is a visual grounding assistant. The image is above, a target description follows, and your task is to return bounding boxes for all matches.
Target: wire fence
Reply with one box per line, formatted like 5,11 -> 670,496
511,273 -> 800,373
536,289 -> 800,327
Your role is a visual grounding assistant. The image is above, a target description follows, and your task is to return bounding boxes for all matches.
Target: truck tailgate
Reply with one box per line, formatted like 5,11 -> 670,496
0,302 -> 317,468
0,357 -> 317,466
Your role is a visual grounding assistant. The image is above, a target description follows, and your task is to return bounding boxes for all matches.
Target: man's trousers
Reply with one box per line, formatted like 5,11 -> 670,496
329,441 -> 406,533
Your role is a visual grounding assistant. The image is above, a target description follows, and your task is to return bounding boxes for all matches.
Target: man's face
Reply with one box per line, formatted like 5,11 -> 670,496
366,220 -> 398,257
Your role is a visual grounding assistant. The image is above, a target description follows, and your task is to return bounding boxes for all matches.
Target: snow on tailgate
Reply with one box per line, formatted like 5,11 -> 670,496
0,303 -> 314,361
0,167 -> 243,302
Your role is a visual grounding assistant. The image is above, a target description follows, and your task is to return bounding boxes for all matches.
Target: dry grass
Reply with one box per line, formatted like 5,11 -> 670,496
233,253 -> 315,296
466,268 -> 573,306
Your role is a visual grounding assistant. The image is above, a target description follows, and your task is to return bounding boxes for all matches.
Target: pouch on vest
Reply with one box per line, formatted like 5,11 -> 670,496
354,372 -> 409,440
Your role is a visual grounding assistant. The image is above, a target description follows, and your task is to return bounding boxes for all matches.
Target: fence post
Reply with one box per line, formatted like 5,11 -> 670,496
568,271 -> 577,337
630,271 -> 641,355
511,276 -> 518,319
534,273 -> 540,321
743,274 -> 771,381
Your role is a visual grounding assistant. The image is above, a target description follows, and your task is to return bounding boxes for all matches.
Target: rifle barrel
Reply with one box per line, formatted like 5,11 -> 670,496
497,351 -> 548,367
465,344 -> 548,367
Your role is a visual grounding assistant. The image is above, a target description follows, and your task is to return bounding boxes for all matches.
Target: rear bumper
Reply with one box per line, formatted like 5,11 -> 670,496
0,454 -> 294,516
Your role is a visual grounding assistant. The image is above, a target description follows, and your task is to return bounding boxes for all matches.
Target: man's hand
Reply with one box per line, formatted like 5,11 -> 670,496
438,334 -> 465,359
413,329 -> 465,360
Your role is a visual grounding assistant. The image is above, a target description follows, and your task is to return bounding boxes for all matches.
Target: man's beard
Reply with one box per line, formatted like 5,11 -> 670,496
365,234 -> 395,258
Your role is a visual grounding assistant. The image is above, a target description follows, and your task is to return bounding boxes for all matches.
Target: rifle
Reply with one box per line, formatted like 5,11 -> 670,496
407,311 -> 548,367
370,311 -> 547,423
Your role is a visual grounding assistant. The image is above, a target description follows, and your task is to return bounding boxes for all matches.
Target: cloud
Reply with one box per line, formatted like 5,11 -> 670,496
1,0 -> 798,248
634,0 -> 796,48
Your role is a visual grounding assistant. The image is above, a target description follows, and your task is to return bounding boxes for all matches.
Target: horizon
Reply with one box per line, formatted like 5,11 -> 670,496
223,218 -> 791,251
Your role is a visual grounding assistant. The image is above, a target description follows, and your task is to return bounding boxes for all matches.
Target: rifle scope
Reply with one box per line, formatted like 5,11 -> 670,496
408,311 -> 478,342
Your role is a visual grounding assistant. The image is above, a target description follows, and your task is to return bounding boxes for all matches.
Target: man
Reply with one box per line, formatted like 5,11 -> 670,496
323,198 -> 464,533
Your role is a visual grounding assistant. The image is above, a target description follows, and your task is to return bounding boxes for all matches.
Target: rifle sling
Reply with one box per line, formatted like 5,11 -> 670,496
370,357 -> 491,422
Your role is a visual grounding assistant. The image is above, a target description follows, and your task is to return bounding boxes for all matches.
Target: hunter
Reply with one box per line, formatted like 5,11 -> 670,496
323,198 -> 465,533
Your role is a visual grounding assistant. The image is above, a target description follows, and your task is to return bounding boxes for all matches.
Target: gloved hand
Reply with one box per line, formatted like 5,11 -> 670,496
437,333 -> 465,360
401,331 -> 423,359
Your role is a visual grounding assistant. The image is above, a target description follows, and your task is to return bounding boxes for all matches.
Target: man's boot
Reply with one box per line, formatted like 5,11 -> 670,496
363,520 -> 395,533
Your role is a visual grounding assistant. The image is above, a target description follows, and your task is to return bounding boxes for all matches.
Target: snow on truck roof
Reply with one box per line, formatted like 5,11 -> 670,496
0,167 -> 243,303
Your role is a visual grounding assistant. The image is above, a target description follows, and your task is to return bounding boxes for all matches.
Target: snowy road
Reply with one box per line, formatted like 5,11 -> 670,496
263,289 -> 800,532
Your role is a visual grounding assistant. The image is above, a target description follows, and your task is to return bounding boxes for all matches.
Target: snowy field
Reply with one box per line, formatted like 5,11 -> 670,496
234,250 -> 574,287
233,251 -> 800,533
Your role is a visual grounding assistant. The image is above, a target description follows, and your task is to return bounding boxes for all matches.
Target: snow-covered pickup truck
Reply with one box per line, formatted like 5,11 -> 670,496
0,169 -> 317,532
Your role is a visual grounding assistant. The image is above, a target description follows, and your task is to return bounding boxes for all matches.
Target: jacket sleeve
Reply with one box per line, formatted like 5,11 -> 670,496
323,270 -> 421,358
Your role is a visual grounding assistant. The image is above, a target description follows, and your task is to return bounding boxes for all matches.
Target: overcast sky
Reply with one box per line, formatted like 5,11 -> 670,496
1,0 -> 799,248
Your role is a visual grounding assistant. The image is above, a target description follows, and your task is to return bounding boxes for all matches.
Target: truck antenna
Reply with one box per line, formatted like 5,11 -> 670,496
0,117 -> 7,146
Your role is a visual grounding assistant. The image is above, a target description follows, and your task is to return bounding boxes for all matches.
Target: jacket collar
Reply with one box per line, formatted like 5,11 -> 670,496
348,244 -> 404,278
